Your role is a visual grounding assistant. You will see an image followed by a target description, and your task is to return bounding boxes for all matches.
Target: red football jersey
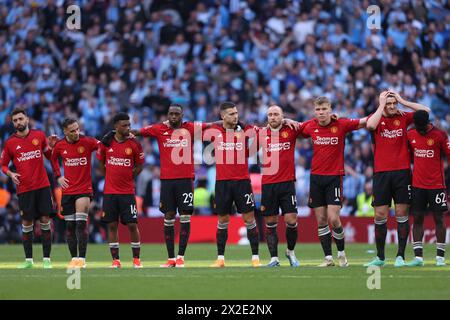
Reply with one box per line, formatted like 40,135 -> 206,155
1,129 -> 51,194
96,138 -> 144,194
204,124 -> 257,181
51,135 -> 99,195
260,125 -> 302,184
407,126 -> 450,189
369,112 -> 414,173
300,118 -> 361,175
140,122 -> 205,180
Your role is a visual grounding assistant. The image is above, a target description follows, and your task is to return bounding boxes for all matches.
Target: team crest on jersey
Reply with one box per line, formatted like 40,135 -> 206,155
427,139 -> 434,146
281,131 -> 289,138
77,146 -> 85,154
330,126 -> 338,133
179,129 -> 188,136
393,120 -> 401,126
125,147 -> 133,155
235,132 -> 241,138
32,138 -> 39,146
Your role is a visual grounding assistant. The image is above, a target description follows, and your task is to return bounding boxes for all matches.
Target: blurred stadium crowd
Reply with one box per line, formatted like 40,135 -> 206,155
0,0 -> 449,243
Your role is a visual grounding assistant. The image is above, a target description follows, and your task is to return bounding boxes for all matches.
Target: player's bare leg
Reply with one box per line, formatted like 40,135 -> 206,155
161,211 -> 176,267
365,205 -> 389,267
211,214 -> 229,267
128,223 -> 142,268
74,197 -> 90,268
18,219 -> 34,268
328,205 -> 347,267
433,211 -> 446,266
242,211 -> 260,267
314,206 -> 333,266
284,213 -> 300,267
265,215 -> 280,267
108,221 -> 121,268
39,215 -> 52,268
176,210 -> 192,267
394,203 -> 409,266
407,210 -> 425,267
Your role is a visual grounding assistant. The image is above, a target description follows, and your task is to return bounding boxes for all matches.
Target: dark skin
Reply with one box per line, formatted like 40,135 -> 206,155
98,118 -> 143,248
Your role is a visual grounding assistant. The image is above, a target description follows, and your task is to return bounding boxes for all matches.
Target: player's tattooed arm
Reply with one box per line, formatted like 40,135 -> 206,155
358,116 -> 368,129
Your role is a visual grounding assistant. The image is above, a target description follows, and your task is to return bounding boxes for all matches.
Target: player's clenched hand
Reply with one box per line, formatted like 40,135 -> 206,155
47,134 -> 58,148
7,172 -> 20,185
57,176 -> 69,189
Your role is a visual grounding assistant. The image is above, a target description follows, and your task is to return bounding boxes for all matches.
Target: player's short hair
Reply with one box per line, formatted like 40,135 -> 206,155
169,103 -> 183,111
220,101 -> 236,112
61,117 -> 78,129
314,97 -> 331,106
413,110 -> 429,134
10,108 -> 27,118
113,112 -> 130,124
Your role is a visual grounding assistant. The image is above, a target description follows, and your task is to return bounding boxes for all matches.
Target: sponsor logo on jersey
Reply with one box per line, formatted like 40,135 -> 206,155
380,129 -> 403,138
107,156 -> 131,166
17,150 -> 41,162
218,142 -> 243,151
266,142 -> 291,152
163,138 -> 188,148
414,149 -> 434,158
313,136 -> 339,145
65,157 -> 88,166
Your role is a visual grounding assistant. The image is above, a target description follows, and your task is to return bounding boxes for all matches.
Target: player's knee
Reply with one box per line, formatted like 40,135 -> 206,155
285,221 -> 298,229
164,212 -> 176,220
127,223 -> 138,231
180,215 -> 191,224
284,214 -> 297,226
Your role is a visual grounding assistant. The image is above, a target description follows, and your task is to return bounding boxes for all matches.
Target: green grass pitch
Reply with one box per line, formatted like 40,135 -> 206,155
0,243 -> 449,300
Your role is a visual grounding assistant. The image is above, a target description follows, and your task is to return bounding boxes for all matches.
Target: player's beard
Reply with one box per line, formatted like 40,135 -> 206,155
16,125 -> 26,132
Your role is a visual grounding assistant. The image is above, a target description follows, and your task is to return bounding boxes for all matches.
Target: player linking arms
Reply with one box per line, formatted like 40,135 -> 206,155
50,118 -> 99,268
364,91 -> 430,267
97,113 -> 144,268
406,110 -> 450,267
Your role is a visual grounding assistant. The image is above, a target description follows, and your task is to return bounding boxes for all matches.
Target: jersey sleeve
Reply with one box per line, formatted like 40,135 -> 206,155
89,137 -> 100,152
440,132 -> 450,161
96,143 -> 106,162
40,132 -> 52,159
1,143 -> 11,175
299,121 -> 311,138
405,112 -> 414,126
133,141 -> 145,166
140,124 -> 159,138
50,145 -> 62,178
342,118 -> 361,133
